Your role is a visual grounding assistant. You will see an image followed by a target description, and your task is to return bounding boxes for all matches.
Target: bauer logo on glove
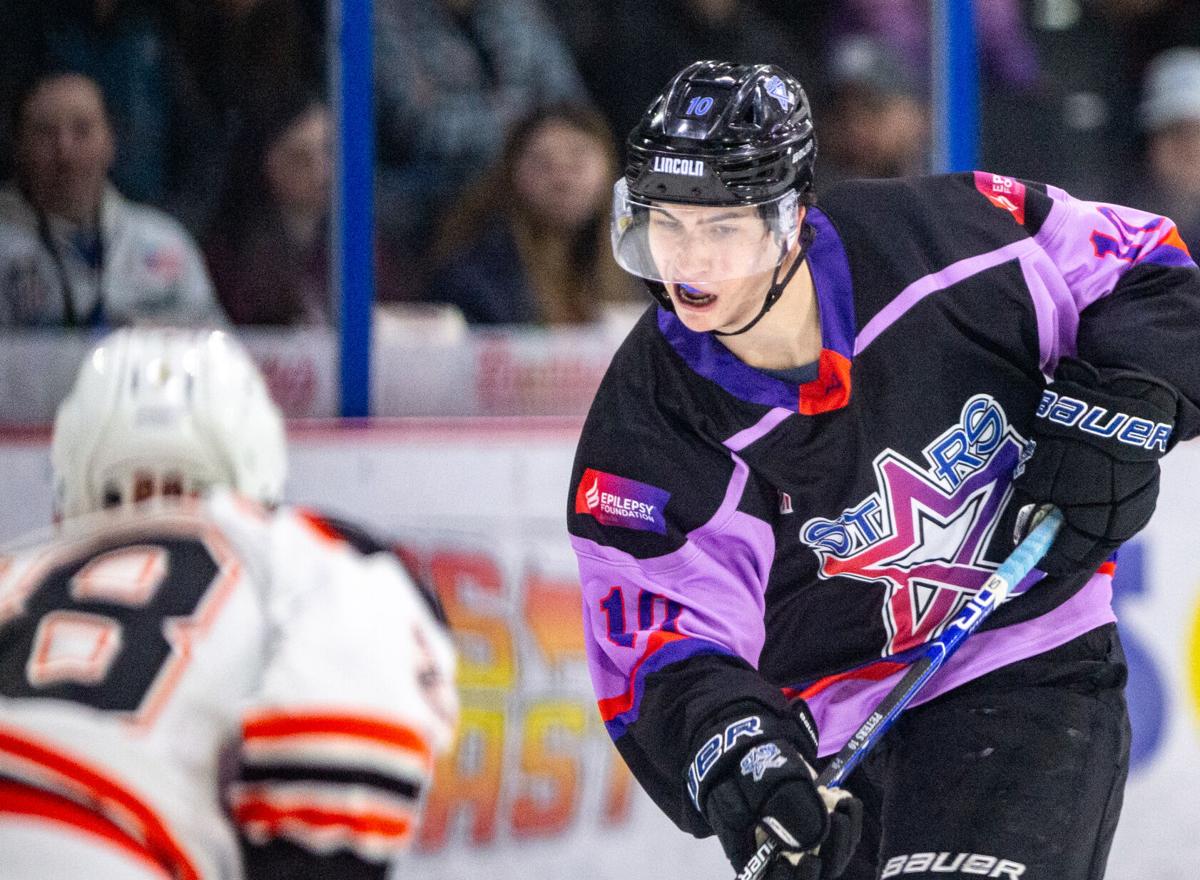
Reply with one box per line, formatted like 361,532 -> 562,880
1013,356 -> 1180,576
1035,388 -> 1172,452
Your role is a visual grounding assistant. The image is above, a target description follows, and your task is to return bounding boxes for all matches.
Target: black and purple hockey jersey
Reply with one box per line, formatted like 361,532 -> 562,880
566,172 -> 1200,834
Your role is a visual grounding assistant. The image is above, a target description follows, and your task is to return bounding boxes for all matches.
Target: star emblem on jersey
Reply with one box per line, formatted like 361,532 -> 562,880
740,742 -> 788,781
801,395 -> 1027,655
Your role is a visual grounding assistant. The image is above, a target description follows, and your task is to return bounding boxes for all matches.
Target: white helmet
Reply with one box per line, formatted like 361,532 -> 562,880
51,328 -> 287,518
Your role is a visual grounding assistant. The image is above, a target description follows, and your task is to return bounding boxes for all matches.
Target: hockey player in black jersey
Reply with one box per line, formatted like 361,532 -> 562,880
568,60 -> 1200,879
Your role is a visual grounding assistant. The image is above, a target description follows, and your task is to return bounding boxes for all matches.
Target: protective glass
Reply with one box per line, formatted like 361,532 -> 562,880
611,178 -> 800,283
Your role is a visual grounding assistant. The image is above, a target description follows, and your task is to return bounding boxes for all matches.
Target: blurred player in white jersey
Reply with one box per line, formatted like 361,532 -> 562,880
0,328 -> 458,879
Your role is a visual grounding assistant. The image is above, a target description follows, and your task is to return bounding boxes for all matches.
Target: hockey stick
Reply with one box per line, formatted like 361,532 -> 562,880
735,507 -> 1063,880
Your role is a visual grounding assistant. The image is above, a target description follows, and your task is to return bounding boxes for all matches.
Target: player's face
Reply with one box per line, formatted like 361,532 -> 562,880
646,203 -> 780,333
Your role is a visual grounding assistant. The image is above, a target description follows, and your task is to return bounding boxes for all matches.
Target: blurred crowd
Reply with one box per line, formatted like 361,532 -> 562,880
0,0 -> 1197,330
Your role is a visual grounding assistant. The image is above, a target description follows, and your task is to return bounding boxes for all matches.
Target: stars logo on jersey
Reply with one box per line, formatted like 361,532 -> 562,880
800,395 -> 1029,656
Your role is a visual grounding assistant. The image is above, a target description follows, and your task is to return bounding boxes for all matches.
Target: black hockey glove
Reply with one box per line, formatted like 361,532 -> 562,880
686,704 -> 862,879
1013,357 -> 1178,576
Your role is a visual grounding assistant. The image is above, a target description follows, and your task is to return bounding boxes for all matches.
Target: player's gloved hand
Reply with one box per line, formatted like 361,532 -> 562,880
1013,357 -> 1177,576
686,705 -> 862,879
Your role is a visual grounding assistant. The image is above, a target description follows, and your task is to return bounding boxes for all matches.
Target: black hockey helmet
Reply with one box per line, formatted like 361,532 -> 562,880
624,60 -> 816,206
612,61 -> 818,336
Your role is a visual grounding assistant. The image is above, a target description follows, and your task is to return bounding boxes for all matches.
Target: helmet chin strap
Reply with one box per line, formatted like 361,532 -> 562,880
712,223 -> 815,338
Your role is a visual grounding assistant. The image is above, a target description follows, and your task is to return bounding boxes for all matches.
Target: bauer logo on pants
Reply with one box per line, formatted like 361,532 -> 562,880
575,468 -> 671,534
882,852 -> 1025,878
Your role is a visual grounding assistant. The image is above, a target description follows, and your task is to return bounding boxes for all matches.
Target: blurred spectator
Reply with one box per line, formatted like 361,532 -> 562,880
2,0 -> 211,207
568,0 -> 818,144
203,95 -> 413,326
1128,47 -> 1200,252
819,37 -> 929,184
0,72 -> 223,327
832,0 -> 1041,91
424,103 -> 638,325
374,0 -> 588,252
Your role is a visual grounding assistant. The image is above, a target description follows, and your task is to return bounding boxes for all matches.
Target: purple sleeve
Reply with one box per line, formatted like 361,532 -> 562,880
569,394 -> 806,832
1020,185 -> 1200,440
1022,186 -> 1199,379
571,452 -> 776,741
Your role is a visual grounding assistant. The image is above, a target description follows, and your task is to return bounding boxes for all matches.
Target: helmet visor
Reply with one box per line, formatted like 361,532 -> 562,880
611,179 -> 800,283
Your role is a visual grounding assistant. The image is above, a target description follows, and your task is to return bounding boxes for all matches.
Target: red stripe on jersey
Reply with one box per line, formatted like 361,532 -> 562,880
233,798 -> 414,841
295,510 -> 344,545
799,349 -> 852,415
242,712 -> 432,763
0,780 -> 172,878
596,630 -> 686,722
0,725 -> 200,880
1097,561 -> 1117,577
1162,225 -> 1191,257
786,659 -> 909,701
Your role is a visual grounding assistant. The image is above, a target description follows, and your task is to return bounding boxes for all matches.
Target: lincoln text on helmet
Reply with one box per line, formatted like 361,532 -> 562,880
651,156 -> 705,177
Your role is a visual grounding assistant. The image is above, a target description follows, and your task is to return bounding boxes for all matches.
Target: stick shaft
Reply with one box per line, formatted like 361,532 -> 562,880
819,507 -> 1062,787
736,508 -> 1063,880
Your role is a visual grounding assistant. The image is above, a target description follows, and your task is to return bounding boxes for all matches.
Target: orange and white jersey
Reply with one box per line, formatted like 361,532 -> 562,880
0,489 -> 458,880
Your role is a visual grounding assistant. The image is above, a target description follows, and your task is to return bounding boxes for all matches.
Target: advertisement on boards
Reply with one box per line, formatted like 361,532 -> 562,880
0,424 -> 1197,879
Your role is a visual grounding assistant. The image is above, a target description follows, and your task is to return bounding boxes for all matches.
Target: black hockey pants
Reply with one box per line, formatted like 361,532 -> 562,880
831,624 -> 1130,880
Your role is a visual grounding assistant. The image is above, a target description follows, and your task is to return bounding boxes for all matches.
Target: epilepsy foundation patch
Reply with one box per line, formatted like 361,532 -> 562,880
973,171 -> 1026,225
574,468 -> 670,534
